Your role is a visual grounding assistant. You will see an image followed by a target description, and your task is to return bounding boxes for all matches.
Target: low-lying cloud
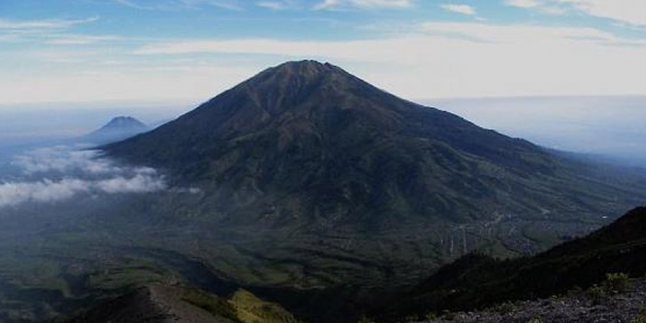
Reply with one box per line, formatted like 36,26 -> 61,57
12,146 -> 121,175
0,145 -> 167,207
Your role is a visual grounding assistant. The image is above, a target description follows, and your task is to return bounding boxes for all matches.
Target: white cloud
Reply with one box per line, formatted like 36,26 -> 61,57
559,0 -> 646,27
0,17 -> 106,47
12,146 -> 119,175
0,179 -> 89,207
184,0 -> 244,10
441,4 -> 476,15
2,20 -> 646,103
0,145 -> 167,207
506,0 -> 646,26
95,174 -> 166,194
0,17 -> 99,30
256,0 -> 298,10
132,23 -> 646,57
122,22 -> 646,100
44,34 -> 122,45
114,0 -> 242,11
504,0 -> 566,15
504,0 -> 539,8
0,175 -> 166,207
314,0 -> 413,10
27,49 -> 102,64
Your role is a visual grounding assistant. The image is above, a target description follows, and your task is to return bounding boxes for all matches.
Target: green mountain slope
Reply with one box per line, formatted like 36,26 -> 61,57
104,60 -> 645,229
65,284 -> 239,323
64,284 -> 300,323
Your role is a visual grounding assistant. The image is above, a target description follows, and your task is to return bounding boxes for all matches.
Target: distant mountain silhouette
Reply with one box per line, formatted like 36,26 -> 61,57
84,116 -> 148,145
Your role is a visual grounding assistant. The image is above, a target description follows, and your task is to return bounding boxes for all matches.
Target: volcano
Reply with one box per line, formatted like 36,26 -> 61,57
85,116 -> 148,144
104,60 -> 645,244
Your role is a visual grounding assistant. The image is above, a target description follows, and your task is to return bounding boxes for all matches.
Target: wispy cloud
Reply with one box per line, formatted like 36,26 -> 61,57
256,0 -> 298,10
0,17 -> 99,30
0,175 -> 166,207
313,0 -> 413,10
504,0 -> 566,15
560,0 -> 646,27
2,1 -> 645,105
441,4 -> 477,16
94,174 -> 166,194
132,23 -> 646,58
114,0 -> 243,11
12,147 -> 120,175
504,0 -> 539,8
0,17 -> 105,46
0,179 -> 88,207
0,146 -> 167,207
44,34 -> 122,45
505,0 -> 646,26
114,0 -> 161,10
124,21 -> 646,100
28,49 -> 103,64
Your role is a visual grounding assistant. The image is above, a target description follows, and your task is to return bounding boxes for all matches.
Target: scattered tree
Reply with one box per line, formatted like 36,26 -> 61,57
604,273 -> 630,294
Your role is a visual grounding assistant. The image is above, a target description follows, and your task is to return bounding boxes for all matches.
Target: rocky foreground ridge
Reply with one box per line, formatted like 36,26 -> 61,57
416,277 -> 646,323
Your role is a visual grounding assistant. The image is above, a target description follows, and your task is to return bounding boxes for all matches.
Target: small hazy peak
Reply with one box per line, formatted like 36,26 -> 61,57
84,116 -> 149,145
102,116 -> 147,130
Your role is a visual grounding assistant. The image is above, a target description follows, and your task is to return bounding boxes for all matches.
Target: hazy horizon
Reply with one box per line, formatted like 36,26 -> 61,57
1,94 -> 645,168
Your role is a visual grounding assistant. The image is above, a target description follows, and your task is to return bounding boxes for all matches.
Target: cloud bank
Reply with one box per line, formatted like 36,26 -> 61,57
12,147 -> 121,175
505,0 -> 646,27
0,146 -> 166,207
2,1 -> 646,104
123,22 -> 646,100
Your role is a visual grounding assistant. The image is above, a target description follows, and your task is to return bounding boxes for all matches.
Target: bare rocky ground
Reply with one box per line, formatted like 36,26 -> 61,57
421,278 -> 646,323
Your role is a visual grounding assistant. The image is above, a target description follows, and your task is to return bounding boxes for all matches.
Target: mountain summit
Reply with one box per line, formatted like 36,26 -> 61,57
104,60 -> 645,257
102,116 -> 146,130
85,116 -> 148,144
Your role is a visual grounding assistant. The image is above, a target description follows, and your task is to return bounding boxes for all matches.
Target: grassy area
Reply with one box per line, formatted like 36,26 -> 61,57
229,289 -> 301,323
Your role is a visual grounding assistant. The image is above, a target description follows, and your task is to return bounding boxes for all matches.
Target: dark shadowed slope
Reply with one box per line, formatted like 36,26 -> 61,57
389,207 -> 646,318
104,60 -> 646,230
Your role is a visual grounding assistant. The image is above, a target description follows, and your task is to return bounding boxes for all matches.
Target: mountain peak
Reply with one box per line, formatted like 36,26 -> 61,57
84,116 -> 148,144
246,59 -> 350,91
269,60 -> 337,75
102,116 -> 146,130
198,59 -> 365,117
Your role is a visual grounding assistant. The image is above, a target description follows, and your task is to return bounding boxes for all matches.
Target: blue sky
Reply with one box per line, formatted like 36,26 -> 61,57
1,0 -> 646,104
